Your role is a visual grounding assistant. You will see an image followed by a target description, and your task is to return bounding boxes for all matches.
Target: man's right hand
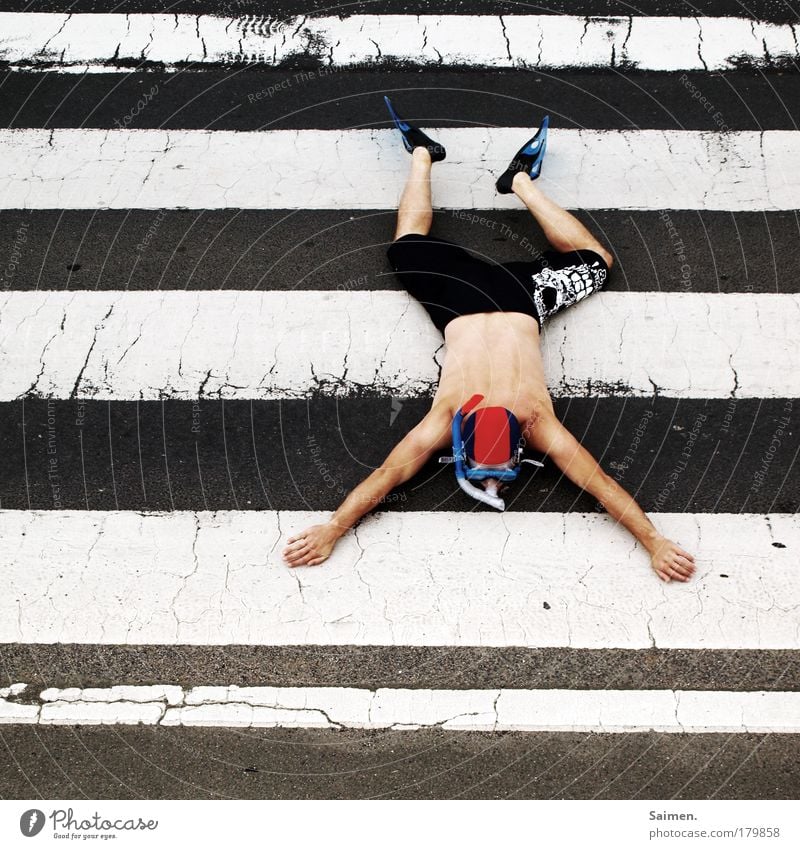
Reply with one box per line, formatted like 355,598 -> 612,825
282,522 -> 342,567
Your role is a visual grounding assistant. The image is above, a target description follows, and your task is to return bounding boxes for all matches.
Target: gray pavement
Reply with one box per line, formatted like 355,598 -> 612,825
1,0 -> 798,802
3,727 -> 798,799
3,645 -> 799,692
1,397 -> 796,513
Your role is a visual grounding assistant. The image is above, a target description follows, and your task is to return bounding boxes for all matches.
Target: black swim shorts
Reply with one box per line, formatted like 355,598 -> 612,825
386,233 -> 609,334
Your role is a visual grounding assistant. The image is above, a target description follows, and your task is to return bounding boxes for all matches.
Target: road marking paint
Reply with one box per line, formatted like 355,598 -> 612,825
2,683 -> 799,732
2,511 -> 797,649
1,128 -> 797,211
1,291 -> 797,400
0,14 -> 796,72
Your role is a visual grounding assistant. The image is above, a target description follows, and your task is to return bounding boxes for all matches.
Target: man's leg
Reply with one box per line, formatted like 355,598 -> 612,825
394,147 -> 434,240
511,172 -> 614,268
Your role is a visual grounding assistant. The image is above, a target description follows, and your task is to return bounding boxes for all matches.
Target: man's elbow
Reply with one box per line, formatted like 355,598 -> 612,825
550,444 -> 608,492
373,464 -> 404,490
375,452 -> 426,490
545,430 -> 579,469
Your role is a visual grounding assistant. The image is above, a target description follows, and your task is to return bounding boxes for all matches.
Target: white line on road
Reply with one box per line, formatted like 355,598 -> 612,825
2,511 -> 798,650
1,290 -> 798,400
1,128 -> 797,211
0,14 -> 796,72
2,683 -> 799,732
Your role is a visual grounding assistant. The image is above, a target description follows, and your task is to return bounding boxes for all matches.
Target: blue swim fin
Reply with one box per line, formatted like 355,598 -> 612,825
496,115 -> 550,193
383,95 -> 446,162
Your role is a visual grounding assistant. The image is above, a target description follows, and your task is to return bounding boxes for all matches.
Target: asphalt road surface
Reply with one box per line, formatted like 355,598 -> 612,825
1,0 -> 798,801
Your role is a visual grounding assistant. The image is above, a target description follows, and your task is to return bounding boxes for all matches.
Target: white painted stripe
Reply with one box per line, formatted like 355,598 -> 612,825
0,14 -> 796,72
0,683 -> 38,724
2,684 -> 799,732
2,511 -> 798,650
0,128 -> 797,212
1,291 -> 797,400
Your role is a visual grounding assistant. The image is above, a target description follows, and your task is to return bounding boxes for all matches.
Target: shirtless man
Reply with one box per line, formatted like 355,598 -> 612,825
283,101 -> 696,583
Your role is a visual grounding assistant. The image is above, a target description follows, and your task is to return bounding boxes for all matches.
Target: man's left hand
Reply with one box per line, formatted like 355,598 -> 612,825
648,536 -> 696,582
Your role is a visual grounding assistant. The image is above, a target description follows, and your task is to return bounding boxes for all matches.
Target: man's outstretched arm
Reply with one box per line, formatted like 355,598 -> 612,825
532,414 -> 696,582
282,405 -> 453,567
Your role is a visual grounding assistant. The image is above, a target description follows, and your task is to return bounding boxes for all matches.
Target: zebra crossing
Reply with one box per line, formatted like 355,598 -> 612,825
0,12 -> 798,72
3,290 -> 799,398
1,0 -> 799,799
2,509 -> 797,648
2,127 -> 797,209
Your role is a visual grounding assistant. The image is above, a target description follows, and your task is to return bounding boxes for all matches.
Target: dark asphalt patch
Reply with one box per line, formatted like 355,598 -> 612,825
0,397 -> 796,513
2,644 -> 798,692
3,1 -> 796,21
1,209 -> 797,293
3,68 -> 798,130
1,726 -> 797,799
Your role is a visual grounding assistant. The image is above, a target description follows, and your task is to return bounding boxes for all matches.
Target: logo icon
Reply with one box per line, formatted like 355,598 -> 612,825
19,810 -> 45,837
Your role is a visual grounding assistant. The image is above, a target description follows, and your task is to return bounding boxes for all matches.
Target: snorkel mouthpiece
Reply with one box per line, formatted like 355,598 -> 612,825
456,474 -> 506,511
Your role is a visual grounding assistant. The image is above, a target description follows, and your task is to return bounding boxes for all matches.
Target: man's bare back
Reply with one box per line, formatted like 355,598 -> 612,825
433,312 -> 551,425
282,107 -> 696,584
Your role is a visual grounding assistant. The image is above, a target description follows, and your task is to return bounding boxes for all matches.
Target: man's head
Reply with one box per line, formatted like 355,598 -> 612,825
447,395 -> 524,510
463,405 -> 522,493
447,394 -> 543,510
